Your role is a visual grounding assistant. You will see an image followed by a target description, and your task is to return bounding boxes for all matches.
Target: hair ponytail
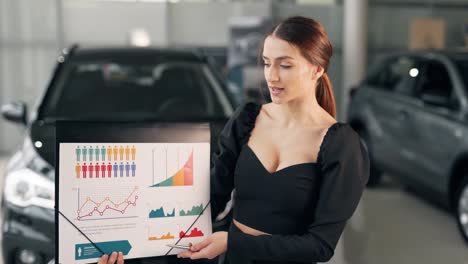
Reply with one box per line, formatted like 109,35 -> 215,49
316,73 -> 336,118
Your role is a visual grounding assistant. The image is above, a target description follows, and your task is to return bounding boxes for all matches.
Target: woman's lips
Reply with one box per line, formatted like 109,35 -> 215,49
269,87 -> 284,96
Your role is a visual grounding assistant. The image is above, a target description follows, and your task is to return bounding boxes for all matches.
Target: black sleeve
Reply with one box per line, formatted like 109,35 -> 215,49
227,124 -> 370,262
210,103 -> 258,221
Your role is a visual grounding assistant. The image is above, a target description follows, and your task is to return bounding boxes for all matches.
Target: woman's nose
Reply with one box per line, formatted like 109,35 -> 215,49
266,67 -> 280,82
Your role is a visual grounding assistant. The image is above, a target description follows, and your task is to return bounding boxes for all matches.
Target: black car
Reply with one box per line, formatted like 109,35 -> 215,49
1,45 -> 237,264
347,50 -> 468,244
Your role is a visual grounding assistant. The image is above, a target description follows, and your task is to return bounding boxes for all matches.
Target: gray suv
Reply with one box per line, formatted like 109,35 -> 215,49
347,50 -> 468,244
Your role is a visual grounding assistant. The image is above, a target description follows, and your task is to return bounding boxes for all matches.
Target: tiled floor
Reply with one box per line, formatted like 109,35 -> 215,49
0,156 -> 467,264
329,176 -> 468,264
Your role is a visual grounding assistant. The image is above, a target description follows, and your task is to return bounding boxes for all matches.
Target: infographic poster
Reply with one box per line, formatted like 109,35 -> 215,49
56,123 -> 212,264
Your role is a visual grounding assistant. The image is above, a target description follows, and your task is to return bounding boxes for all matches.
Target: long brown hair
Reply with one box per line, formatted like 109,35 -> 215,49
260,16 -> 336,118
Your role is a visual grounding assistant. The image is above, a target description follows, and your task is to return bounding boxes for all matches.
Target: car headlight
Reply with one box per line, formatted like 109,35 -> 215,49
4,168 -> 54,209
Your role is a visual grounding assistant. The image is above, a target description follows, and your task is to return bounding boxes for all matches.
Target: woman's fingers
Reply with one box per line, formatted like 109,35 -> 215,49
107,252 -> 118,264
191,237 -> 211,252
117,252 -> 124,264
177,249 -> 193,258
98,254 -> 108,264
190,244 -> 213,260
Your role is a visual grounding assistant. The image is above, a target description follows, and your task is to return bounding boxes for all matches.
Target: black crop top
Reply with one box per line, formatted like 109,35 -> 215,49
210,102 -> 370,263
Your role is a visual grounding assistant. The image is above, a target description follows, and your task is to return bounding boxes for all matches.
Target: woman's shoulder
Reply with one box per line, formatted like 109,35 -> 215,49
323,122 -> 361,147
318,122 -> 364,163
222,102 -> 262,146
230,102 -> 262,125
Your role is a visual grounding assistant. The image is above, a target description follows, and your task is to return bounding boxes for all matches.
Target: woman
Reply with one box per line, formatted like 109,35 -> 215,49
100,15 -> 369,264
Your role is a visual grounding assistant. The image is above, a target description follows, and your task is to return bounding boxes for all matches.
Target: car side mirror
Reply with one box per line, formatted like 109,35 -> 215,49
1,101 -> 27,125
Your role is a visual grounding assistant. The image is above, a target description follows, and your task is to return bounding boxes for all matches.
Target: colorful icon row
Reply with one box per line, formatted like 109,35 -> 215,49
75,145 -> 137,162
75,162 -> 137,178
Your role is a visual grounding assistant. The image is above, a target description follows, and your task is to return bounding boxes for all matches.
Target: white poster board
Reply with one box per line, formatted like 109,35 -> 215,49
56,123 -> 212,264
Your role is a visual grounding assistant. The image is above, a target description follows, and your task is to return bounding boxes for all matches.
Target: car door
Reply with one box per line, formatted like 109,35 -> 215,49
404,58 -> 463,192
364,55 -> 422,176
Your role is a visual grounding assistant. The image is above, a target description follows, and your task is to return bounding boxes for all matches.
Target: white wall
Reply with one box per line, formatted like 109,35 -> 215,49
0,0 -> 60,154
63,1 -> 169,46
168,1 -> 271,46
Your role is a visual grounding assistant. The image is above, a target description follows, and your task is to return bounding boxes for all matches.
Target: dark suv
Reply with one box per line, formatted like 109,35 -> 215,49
1,45 -> 236,264
347,50 -> 468,244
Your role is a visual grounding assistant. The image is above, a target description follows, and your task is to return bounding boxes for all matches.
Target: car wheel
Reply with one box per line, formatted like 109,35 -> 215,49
456,175 -> 468,244
356,128 -> 383,187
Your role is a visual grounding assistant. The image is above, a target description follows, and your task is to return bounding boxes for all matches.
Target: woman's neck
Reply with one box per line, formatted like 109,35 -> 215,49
270,92 -> 332,128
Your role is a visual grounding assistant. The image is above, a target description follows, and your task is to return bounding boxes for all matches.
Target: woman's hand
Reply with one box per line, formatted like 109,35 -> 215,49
177,231 -> 228,260
98,251 -> 124,264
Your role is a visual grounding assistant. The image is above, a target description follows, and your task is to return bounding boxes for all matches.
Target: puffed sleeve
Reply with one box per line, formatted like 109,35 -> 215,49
227,124 -> 370,262
210,102 -> 260,222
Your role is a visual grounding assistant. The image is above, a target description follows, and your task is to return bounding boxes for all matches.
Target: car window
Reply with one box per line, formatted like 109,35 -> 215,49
454,59 -> 468,93
415,60 -> 454,108
367,56 -> 419,96
41,60 -> 232,120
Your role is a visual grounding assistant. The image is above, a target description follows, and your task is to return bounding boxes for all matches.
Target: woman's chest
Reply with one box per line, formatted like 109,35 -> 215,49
234,146 -> 322,213
247,126 -> 326,172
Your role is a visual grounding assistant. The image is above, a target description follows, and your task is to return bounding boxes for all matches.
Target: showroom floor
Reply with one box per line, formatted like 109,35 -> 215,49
0,156 -> 467,264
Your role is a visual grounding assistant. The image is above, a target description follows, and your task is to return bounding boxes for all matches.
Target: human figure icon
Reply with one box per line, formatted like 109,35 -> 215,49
119,162 -> 124,177
113,145 -> 118,160
131,145 -> 136,160
76,146 -> 81,161
125,162 -> 130,177
95,146 -> 100,161
107,162 -> 112,177
119,146 -> 124,160
113,162 -> 118,177
131,162 -> 136,177
107,146 -> 112,161
75,163 -> 81,179
89,163 -> 94,178
89,146 -> 94,161
82,146 -> 87,161
95,162 -> 100,178
82,163 -> 87,178
101,163 -> 106,178
101,146 -> 106,161
125,145 -> 130,160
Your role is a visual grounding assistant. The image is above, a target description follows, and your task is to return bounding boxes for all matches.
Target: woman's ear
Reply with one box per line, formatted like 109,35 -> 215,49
312,66 -> 324,81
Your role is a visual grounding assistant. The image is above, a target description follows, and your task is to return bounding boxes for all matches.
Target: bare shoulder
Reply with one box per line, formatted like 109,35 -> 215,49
254,103 -> 274,125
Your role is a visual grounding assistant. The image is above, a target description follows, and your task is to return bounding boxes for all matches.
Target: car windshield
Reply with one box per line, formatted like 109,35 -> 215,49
40,55 -> 233,121
455,58 -> 468,94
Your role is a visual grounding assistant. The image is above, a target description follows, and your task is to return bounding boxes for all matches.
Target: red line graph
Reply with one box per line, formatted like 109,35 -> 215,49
77,187 -> 138,220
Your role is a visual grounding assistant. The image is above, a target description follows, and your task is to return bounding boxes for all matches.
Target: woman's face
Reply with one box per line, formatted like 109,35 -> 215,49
262,35 -> 322,104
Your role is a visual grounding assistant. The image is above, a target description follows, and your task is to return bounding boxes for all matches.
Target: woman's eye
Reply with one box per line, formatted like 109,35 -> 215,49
280,65 -> 291,69
263,62 -> 270,67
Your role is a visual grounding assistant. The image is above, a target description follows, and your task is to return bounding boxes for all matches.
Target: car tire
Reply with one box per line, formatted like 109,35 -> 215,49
456,174 -> 468,244
356,128 -> 383,187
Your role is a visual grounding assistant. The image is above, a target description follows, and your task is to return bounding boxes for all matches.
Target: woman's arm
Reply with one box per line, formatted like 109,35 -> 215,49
211,103 -> 257,220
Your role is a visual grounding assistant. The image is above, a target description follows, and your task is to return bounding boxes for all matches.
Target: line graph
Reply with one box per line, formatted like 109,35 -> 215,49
75,187 -> 139,221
